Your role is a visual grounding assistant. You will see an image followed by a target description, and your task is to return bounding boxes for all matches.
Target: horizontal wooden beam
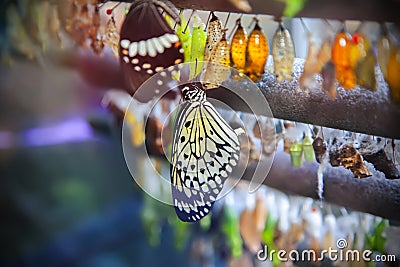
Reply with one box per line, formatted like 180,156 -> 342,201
240,151 -> 400,221
169,0 -> 400,23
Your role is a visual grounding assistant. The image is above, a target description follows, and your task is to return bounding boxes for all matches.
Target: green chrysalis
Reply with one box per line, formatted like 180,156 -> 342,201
189,14 -> 207,79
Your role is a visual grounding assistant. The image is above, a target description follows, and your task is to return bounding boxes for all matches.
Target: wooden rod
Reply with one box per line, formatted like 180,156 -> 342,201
240,151 -> 400,220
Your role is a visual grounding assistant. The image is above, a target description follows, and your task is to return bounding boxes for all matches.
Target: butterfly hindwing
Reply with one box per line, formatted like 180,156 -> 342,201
171,86 -> 240,222
119,0 -> 184,99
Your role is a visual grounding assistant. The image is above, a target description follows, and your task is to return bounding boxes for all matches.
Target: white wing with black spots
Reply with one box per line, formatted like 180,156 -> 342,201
171,86 -> 241,222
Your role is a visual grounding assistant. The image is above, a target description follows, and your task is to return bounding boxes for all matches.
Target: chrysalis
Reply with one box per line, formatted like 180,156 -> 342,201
377,26 -> 393,80
48,3 -> 63,48
202,33 -> 231,89
350,32 -> 376,90
65,2 -> 92,49
272,22 -> 295,82
165,12 -> 191,82
300,37 -> 332,91
355,48 -> 377,91
303,135 -> 315,162
119,0 -> 184,100
175,13 -> 192,63
189,14 -> 207,79
387,46 -> 400,107
103,16 -> 119,58
316,39 -> 333,71
239,196 -> 266,254
348,33 -> 370,67
330,144 -> 372,178
230,18 -> 248,75
289,141 -> 303,167
246,19 -> 269,82
88,5 -> 104,55
299,40 -> 319,90
321,61 -> 337,99
317,40 -> 336,98
204,12 -> 224,61
7,4 -> 36,60
332,30 -> 356,90
313,137 -> 327,163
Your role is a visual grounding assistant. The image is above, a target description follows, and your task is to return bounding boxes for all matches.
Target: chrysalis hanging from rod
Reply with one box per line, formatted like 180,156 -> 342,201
299,19 -> 332,93
103,4 -> 120,58
377,24 -> 393,81
189,13 -> 207,79
180,12 -> 193,63
350,27 -> 376,91
245,17 -> 269,82
204,12 -> 224,61
272,20 -> 295,82
387,45 -> 400,107
230,17 -> 248,77
303,134 -> 315,162
202,31 -> 231,89
332,28 -> 356,90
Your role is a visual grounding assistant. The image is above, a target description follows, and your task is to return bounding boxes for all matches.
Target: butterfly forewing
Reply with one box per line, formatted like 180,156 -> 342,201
119,0 -> 184,99
171,85 -> 240,222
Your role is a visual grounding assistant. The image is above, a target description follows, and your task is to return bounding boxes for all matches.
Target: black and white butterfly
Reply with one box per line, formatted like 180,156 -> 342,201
171,83 -> 243,222
119,0 -> 184,102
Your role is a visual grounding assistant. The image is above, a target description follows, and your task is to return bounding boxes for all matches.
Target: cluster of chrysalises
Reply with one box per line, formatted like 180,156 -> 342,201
230,17 -> 295,83
299,21 -> 400,104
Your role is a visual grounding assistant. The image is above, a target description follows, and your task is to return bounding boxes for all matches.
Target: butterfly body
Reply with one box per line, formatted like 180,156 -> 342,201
171,84 -> 241,222
119,0 -> 184,99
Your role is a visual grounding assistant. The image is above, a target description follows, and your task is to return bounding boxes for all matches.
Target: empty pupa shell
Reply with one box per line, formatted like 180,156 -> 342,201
272,23 -> 295,82
204,12 -> 224,61
202,34 -> 231,89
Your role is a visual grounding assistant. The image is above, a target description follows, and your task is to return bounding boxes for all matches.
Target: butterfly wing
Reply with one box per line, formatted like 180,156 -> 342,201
119,0 -> 184,101
171,100 -> 240,222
